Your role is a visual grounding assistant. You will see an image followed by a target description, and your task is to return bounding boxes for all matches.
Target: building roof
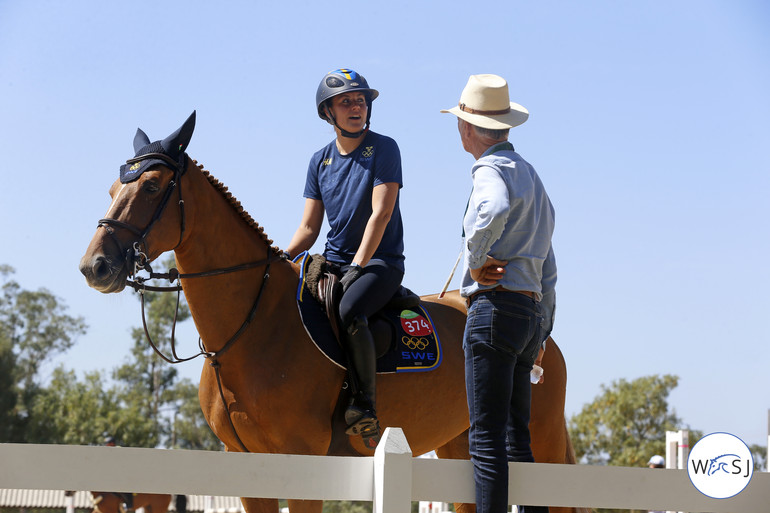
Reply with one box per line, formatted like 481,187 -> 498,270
0,490 -> 243,512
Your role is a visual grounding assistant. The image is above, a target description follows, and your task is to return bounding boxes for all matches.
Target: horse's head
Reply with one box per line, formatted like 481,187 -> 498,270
708,453 -> 739,476
79,112 -> 196,293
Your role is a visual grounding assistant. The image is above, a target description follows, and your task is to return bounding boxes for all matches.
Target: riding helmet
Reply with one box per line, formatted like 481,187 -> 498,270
315,68 -> 379,122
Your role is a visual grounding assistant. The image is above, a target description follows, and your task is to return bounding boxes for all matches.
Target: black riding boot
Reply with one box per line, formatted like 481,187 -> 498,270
343,315 -> 380,445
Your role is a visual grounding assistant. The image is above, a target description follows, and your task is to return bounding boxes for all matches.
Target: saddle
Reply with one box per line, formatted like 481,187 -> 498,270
295,252 -> 442,375
308,254 -> 421,346
294,253 -> 441,454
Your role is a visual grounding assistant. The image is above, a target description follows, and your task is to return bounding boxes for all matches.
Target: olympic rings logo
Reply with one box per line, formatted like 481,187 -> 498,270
402,336 -> 429,350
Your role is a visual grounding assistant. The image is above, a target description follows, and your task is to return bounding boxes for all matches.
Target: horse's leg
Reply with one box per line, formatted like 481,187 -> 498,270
93,494 -> 117,513
435,430 -> 475,513
240,498 -> 279,513
91,493 -> 105,513
287,499 -> 323,513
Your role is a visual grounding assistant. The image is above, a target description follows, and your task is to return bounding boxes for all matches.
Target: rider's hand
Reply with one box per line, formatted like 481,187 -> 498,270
341,264 -> 364,292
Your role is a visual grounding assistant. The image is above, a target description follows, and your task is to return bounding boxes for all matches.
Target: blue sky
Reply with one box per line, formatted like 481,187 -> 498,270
1,1 -> 768,448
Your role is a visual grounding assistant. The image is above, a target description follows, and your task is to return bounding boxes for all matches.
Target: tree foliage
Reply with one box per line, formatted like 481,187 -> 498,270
568,374 -> 683,467
749,444 -> 767,472
0,266 -> 87,442
0,259 -> 220,450
28,368 -> 121,444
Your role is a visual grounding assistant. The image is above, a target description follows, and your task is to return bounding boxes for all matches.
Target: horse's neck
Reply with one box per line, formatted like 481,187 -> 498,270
172,167 -> 293,353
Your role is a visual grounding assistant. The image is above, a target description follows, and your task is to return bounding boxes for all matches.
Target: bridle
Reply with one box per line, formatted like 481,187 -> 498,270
96,151 -> 285,452
98,152 -> 188,278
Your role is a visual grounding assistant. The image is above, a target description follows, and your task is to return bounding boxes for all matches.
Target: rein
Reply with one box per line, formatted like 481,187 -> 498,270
100,150 -> 286,453
126,255 -> 282,364
128,254 -> 283,455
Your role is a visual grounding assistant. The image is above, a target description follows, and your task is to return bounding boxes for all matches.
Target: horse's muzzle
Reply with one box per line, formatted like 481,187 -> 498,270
79,253 -> 128,293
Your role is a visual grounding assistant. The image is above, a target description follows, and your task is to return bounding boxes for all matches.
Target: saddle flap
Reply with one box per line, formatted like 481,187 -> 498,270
318,271 -> 342,341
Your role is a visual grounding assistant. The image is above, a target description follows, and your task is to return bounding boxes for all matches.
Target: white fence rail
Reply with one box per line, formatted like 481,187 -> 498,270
1,428 -> 768,513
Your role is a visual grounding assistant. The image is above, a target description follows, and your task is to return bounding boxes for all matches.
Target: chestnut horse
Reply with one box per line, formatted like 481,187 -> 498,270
79,113 -> 586,513
91,492 -> 171,513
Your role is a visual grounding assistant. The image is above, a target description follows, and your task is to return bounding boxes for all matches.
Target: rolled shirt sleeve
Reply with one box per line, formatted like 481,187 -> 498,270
464,165 -> 510,269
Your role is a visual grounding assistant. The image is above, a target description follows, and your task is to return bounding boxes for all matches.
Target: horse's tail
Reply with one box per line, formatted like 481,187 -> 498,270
564,420 -> 577,464
175,495 -> 187,513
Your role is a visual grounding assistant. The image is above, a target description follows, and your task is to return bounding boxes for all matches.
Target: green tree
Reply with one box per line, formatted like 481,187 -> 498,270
322,502 -> 372,513
568,374 -> 683,467
28,367 -> 122,444
169,379 -> 223,450
749,443 -> 767,472
0,265 -> 87,442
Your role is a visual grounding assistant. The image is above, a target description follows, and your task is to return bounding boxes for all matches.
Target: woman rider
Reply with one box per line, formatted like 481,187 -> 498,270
286,68 -> 405,443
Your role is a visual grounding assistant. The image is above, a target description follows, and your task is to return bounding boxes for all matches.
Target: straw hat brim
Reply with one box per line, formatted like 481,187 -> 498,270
441,101 -> 529,130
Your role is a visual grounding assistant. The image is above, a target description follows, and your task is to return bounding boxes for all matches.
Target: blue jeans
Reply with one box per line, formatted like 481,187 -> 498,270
464,290 -> 548,513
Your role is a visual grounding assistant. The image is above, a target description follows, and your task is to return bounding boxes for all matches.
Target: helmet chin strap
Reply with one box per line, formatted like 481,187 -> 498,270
325,103 -> 372,138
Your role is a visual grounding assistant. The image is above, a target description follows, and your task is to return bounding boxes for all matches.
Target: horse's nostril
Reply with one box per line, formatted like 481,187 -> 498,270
92,256 -> 109,279
80,255 -> 110,281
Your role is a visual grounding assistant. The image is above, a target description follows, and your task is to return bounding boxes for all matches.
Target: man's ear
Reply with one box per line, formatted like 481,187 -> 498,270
459,119 -> 472,138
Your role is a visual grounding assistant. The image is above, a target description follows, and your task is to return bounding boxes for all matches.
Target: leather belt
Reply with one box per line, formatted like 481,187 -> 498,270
466,286 -> 538,306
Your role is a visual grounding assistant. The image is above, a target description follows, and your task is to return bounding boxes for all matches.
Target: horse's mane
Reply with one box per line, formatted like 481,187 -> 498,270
192,160 -> 283,256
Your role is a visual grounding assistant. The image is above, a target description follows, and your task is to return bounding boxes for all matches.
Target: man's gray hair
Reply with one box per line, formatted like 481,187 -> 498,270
472,124 -> 509,141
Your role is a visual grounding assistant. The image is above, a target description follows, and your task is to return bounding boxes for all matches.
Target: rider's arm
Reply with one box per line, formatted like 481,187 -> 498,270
286,198 -> 324,258
351,182 -> 399,267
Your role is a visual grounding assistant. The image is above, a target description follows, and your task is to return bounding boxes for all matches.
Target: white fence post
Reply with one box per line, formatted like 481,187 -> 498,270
374,428 -> 413,513
665,430 -> 689,513
665,430 -> 689,470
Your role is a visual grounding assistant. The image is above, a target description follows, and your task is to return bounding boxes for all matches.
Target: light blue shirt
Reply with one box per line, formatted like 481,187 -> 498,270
461,142 -> 557,335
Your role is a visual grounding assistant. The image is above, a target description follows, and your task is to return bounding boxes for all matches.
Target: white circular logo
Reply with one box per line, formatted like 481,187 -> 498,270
687,432 -> 754,499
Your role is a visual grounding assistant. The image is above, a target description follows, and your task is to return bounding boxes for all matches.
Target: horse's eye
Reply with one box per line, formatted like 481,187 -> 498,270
143,180 -> 160,194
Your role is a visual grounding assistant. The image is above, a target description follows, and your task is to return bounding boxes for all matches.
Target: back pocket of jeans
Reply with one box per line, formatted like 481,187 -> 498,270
490,308 -> 534,356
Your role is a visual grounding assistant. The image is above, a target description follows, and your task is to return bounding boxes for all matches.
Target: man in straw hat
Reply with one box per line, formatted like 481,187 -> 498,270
442,74 -> 556,513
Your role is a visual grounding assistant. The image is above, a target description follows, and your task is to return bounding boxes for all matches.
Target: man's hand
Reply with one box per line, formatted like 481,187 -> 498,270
470,256 -> 507,286
533,344 -> 545,384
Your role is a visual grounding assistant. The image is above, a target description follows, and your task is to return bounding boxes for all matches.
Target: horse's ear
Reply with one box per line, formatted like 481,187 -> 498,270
133,128 -> 151,153
161,111 -> 196,158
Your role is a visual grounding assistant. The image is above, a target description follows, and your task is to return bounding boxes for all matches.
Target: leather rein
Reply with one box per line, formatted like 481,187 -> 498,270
97,152 -> 285,452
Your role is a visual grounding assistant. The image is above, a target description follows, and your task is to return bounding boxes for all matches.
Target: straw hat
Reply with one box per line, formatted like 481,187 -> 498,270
441,74 -> 529,130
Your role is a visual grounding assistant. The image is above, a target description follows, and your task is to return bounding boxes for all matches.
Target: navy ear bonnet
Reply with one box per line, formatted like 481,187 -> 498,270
119,111 -> 196,183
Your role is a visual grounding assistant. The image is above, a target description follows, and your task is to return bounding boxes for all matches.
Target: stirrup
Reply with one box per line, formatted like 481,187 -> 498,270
345,405 -> 380,434
346,415 -> 381,449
